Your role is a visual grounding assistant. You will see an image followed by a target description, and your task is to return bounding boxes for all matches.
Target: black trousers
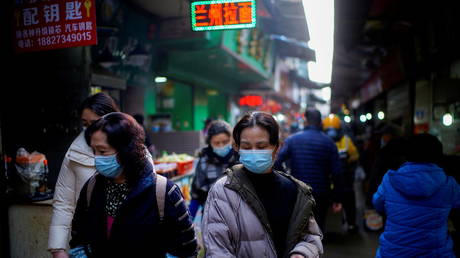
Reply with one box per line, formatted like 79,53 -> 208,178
342,189 -> 357,226
312,192 -> 331,233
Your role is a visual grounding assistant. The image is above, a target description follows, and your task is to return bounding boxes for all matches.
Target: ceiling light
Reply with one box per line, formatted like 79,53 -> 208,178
366,113 -> 372,120
442,113 -> 453,126
154,77 -> 167,83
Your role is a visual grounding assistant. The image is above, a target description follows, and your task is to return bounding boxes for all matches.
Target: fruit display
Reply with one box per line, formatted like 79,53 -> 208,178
156,153 -> 194,163
155,152 -> 195,177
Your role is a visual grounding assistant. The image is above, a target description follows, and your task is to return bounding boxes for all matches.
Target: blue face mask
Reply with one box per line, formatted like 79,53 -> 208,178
95,154 -> 122,178
213,144 -> 232,157
239,149 -> 273,174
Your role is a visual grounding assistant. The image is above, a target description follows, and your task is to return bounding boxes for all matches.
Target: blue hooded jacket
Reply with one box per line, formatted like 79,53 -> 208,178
373,162 -> 460,258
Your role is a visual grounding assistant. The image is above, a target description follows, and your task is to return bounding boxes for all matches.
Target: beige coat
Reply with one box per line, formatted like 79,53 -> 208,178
202,165 -> 323,258
48,132 -> 96,250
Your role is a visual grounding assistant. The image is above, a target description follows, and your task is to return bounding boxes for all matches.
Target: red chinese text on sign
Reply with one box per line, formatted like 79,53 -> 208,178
13,0 -> 97,53
194,1 -> 253,28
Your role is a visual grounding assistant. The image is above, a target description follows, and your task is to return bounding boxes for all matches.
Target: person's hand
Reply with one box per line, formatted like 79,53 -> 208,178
52,250 -> 69,258
290,254 -> 305,258
332,202 -> 342,213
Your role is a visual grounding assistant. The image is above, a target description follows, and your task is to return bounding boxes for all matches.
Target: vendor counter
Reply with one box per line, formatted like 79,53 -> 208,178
7,171 -> 194,258
8,199 -> 53,258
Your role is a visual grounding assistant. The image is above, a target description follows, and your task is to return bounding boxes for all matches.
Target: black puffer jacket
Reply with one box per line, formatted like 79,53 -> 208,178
70,162 -> 197,257
190,146 -> 238,205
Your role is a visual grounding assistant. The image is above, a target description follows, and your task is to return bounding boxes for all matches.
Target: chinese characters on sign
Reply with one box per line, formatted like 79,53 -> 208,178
191,0 -> 256,31
13,0 -> 97,53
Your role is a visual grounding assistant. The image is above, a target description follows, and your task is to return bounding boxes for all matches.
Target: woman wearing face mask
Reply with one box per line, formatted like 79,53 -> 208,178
69,112 -> 197,257
202,111 -> 323,258
48,93 -> 120,257
189,120 -> 239,220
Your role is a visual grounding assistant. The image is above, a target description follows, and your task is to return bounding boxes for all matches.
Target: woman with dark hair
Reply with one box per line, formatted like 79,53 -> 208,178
202,111 -> 323,258
48,92 -> 120,257
373,133 -> 460,257
189,120 -> 239,219
69,112 -> 197,257
79,92 -> 120,128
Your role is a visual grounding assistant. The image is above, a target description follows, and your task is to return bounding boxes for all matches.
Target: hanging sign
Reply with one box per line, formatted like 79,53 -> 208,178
191,0 -> 256,31
13,0 -> 97,53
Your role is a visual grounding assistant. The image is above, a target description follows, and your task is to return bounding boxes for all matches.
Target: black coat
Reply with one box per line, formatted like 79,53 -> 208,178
190,147 -> 238,205
70,163 -> 197,257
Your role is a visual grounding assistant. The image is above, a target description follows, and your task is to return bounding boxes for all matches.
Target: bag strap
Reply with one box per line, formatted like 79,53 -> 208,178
86,173 -> 97,208
155,173 -> 168,222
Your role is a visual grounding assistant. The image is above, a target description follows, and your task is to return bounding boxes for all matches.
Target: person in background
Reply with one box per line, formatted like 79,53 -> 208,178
323,114 -> 360,233
189,120 -> 239,220
274,108 -> 343,233
203,111 -> 323,258
366,123 -> 407,208
70,112 -> 197,257
373,133 -> 460,258
48,92 -> 119,257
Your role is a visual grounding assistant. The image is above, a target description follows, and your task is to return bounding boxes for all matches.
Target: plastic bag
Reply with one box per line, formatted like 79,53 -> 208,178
11,148 -> 50,200
68,245 -> 91,258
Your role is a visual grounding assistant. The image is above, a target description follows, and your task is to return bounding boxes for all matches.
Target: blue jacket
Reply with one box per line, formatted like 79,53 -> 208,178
71,162 -> 197,257
373,162 -> 460,258
274,126 -> 342,196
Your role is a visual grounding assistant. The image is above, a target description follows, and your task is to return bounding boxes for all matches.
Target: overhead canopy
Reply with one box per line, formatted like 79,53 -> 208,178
261,0 -> 310,43
288,70 -> 324,89
271,35 -> 316,61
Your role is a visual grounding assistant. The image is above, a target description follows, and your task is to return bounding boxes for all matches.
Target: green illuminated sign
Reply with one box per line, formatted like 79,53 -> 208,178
191,0 -> 256,31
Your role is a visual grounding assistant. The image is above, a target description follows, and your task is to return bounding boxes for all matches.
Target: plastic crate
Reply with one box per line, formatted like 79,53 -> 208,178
177,160 -> 194,175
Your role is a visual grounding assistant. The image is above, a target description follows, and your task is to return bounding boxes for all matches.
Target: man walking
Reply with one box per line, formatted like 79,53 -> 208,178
274,108 -> 342,233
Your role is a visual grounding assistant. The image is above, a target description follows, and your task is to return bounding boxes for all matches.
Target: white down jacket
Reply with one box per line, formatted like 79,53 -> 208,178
48,132 -> 96,250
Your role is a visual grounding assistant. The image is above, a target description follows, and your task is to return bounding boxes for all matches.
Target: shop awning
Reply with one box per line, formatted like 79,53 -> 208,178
271,35 -> 316,61
289,70 -> 325,89
158,29 -> 276,93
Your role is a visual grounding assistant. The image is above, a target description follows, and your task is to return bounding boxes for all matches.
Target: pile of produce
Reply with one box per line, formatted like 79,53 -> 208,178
155,152 -> 195,178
